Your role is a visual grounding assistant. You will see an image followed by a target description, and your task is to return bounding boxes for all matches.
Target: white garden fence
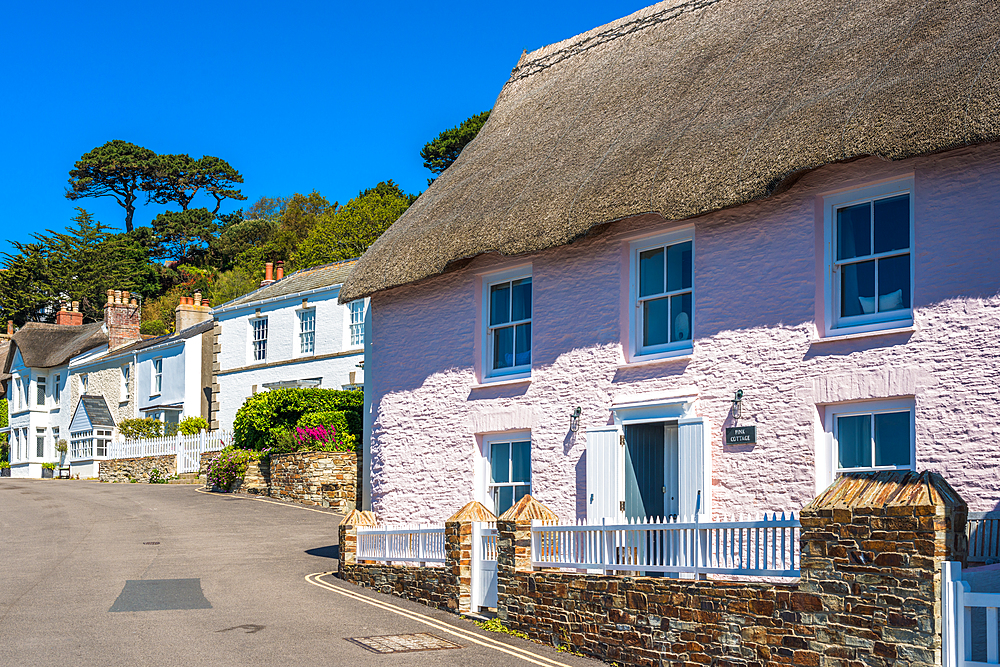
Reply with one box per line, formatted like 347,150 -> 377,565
472,522 -> 498,611
110,430 -> 232,474
968,512 -> 1000,564
943,561 -> 1000,667
532,513 -> 801,577
356,524 -> 447,565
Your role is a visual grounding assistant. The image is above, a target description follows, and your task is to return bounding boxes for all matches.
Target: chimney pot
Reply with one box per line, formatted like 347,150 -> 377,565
130,298 -> 137,306
60,303 -> 67,313
276,261 -> 284,281
106,289 -> 114,305
72,301 -> 79,312
122,290 -> 130,302
7,321 -> 12,336
265,262 -> 274,282
194,291 -> 202,306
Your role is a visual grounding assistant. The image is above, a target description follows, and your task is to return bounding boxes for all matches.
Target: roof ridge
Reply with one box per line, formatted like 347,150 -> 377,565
509,0 -> 723,83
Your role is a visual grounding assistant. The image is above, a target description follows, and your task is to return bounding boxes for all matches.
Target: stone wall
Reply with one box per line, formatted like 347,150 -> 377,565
100,454 -> 176,483
268,451 -> 357,512
496,472 -> 966,667
338,472 -> 967,667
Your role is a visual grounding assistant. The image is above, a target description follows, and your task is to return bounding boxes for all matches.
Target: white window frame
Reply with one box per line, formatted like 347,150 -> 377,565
94,429 -> 111,457
250,315 -> 269,363
152,358 -> 163,396
80,373 -> 88,393
348,300 -> 365,349
36,427 -> 46,459
121,365 -> 130,400
70,430 -> 92,460
297,307 -> 316,357
817,398 -> 916,492
478,432 -> 532,517
481,265 -> 532,381
628,227 -> 695,361
53,373 -> 61,404
822,177 -> 914,337
36,376 -> 46,408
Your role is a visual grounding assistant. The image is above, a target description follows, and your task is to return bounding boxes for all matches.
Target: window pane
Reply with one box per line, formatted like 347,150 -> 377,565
841,260 -> 876,317
873,195 -> 909,254
491,442 -> 510,483
493,325 -> 513,369
877,254 -> 910,312
837,203 -> 871,260
511,441 -> 530,483
496,486 -> 514,516
490,283 -> 510,326
875,411 -> 910,467
837,414 -> 872,469
643,297 -> 669,347
639,248 -> 664,297
666,241 -> 692,292
670,293 -> 692,342
514,485 -> 529,506
511,277 -> 531,322
514,323 -> 531,367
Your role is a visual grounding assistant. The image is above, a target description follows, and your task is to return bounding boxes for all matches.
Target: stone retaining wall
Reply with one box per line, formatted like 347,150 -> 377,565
268,451 -> 357,512
339,471 -> 967,667
99,455 -> 177,483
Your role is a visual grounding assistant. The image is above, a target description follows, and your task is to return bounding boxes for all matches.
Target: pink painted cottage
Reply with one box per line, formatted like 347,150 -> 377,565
340,0 -> 1000,524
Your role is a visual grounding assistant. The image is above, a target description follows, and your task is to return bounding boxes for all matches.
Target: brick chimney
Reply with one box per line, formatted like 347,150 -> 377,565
55,301 -> 84,326
260,262 -> 274,287
104,289 -> 142,350
276,261 -> 284,281
174,291 -> 213,332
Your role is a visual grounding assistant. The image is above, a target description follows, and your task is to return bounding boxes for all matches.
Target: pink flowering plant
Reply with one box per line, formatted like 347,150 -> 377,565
292,424 -> 355,453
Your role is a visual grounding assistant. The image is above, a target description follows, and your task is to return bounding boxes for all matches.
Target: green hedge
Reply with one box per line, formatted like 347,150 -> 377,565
233,388 -> 363,451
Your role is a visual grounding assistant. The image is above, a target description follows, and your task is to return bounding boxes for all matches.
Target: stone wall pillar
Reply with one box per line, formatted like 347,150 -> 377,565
496,494 -> 558,622
337,509 -> 377,570
445,501 -> 497,612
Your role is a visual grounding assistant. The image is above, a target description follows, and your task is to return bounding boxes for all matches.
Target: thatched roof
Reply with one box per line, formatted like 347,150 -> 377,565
3,323 -> 107,371
341,0 -> 1000,301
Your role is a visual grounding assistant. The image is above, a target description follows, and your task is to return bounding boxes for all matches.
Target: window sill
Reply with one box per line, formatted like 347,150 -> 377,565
620,349 -> 694,369
812,325 -> 915,345
471,375 -> 532,390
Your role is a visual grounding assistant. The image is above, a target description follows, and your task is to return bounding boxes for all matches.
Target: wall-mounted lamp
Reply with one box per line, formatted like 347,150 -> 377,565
731,390 -> 745,421
569,406 -> 582,432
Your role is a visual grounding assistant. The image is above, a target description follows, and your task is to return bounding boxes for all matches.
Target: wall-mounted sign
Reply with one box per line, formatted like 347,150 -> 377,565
725,425 -> 757,445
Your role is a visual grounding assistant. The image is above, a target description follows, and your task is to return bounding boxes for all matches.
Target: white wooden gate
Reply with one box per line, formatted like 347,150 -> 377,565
471,521 -> 498,611
943,561 -> 1000,667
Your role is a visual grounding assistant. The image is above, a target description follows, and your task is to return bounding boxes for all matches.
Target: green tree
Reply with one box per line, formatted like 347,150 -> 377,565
146,154 -> 247,214
420,111 -> 490,179
0,244 -> 52,323
294,181 -> 412,268
150,208 -> 219,263
66,140 -> 158,232
198,156 -> 247,214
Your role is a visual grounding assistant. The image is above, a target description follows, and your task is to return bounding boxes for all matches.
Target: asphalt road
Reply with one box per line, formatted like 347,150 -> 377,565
0,479 -> 598,667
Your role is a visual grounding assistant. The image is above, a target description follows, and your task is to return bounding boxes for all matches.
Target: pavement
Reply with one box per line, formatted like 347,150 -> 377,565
0,478 -> 599,667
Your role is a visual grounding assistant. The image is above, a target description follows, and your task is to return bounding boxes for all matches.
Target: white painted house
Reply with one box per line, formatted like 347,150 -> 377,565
213,260 -> 365,431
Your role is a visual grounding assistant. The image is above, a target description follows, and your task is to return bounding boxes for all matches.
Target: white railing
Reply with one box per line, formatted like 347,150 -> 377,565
532,513 -> 800,577
969,512 -> 1000,564
109,430 -> 232,473
943,561 -> 1000,667
356,524 -> 447,565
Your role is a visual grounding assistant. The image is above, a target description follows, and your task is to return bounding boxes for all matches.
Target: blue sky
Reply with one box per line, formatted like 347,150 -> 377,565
0,1 -> 651,257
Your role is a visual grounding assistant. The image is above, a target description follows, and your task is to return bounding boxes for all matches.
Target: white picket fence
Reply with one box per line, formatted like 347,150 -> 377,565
356,524 -> 447,565
969,512 -> 1000,564
109,430 -> 232,474
943,561 -> 1000,667
532,513 -> 801,577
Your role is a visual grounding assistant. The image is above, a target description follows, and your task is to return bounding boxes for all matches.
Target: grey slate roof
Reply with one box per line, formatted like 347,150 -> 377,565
339,0 -> 1000,301
78,395 -> 115,427
108,319 -> 214,356
4,322 -> 107,371
219,260 -> 359,310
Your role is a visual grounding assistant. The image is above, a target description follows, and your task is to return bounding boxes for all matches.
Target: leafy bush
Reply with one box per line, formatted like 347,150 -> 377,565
42,462 -> 57,470
148,468 -> 168,484
233,388 -> 363,451
119,418 -> 163,438
55,439 -> 68,454
0,460 -> 10,469
290,425 -> 355,453
297,410 -> 350,434
178,416 -> 209,435
205,446 -> 252,489
140,320 -> 168,336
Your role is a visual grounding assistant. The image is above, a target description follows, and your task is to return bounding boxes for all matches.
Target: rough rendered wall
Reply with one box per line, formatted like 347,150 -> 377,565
369,145 -> 1000,523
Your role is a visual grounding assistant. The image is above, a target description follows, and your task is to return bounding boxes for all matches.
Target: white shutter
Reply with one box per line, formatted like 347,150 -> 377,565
815,429 -> 835,497
586,427 -> 624,522
677,418 -> 709,518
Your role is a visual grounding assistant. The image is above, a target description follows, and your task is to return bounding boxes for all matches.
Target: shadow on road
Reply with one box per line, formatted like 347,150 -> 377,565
306,545 -> 339,560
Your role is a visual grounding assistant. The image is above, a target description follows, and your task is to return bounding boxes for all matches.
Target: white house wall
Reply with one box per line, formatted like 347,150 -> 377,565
136,342 -> 186,414
215,289 -> 364,431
